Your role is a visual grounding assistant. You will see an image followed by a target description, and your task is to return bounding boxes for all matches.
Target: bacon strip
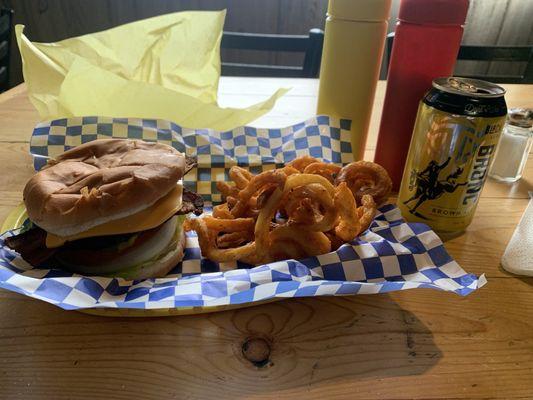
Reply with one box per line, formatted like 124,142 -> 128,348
176,187 -> 203,216
4,227 -> 56,266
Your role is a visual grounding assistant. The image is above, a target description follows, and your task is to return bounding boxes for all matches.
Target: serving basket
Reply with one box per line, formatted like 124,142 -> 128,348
0,116 -> 486,317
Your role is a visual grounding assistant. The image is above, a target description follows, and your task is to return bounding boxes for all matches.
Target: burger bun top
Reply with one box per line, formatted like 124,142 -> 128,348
24,139 -> 187,237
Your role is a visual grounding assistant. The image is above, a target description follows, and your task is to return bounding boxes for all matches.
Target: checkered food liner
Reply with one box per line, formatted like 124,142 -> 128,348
0,116 -> 486,310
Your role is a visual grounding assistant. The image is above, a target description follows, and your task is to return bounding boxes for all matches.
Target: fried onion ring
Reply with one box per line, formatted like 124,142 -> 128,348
284,173 -> 335,196
190,158 -> 387,266
281,165 -> 301,176
254,187 -> 284,256
334,184 -> 377,241
255,184 -> 278,209
335,161 -> 392,205
217,231 -> 254,249
334,182 -> 361,242
189,218 -> 256,262
231,170 -> 286,217
268,240 -> 307,261
325,230 -> 345,252
226,196 -> 238,208
283,182 -> 337,232
216,181 -> 240,199
183,218 -> 194,232
287,155 -> 319,172
203,216 -> 255,232
284,193 -> 317,225
269,225 -> 331,261
357,194 -> 377,235
229,166 -> 253,189
303,162 -> 341,183
212,203 -> 234,219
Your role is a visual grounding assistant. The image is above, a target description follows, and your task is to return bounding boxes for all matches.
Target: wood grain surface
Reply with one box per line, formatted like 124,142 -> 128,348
0,78 -> 532,399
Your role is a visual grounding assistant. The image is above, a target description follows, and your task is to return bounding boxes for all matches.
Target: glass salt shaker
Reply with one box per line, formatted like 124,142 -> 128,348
489,108 -> 533,183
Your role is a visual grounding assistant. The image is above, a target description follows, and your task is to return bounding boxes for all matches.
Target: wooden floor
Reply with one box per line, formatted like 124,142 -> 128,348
0,78 -> 532,399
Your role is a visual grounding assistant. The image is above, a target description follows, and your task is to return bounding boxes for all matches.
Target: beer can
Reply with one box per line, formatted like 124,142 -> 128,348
398,77 -> 507,233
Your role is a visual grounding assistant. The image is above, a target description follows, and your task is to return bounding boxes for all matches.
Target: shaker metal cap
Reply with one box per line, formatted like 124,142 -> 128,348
508,108 -> 533,129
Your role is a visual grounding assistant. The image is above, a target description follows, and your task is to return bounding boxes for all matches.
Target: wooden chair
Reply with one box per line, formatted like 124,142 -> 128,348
384,32 -> 533,84
0,8 -> 13,92
221,28 -> 324,78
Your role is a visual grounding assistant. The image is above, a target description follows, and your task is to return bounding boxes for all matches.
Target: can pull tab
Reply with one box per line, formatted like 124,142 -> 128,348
447,77 -> 494,95
448,78 -> 478,93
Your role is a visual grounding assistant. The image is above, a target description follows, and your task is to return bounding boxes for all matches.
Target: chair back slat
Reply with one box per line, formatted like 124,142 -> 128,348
0,40 -> 7,60
0,66 -> 7,85
458,46 -> 532,61
221,32 -> 309,52
524,53 -> 533,83
302,28 -> 325,78
221,29 -> 324,78
0,14 -> 10,38
221,63 -> 303,78
0,8 -> 13,91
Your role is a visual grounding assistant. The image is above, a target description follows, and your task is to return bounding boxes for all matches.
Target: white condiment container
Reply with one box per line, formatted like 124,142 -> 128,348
489,108 -> 533,182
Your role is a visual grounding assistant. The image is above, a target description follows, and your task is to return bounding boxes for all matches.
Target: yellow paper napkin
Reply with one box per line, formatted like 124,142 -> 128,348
16,11 -> 288,130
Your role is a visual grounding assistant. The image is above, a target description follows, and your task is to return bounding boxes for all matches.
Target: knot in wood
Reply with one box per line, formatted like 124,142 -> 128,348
242,337 -> 271,367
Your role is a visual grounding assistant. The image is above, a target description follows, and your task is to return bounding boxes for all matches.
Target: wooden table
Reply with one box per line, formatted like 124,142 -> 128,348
0,78 -> 532,399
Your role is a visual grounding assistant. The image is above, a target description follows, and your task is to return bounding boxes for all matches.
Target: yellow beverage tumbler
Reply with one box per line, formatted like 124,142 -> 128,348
317,0 -> 392,160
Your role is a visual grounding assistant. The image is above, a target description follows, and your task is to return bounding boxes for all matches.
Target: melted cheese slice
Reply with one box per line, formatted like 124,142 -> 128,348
46,185 -> 183,248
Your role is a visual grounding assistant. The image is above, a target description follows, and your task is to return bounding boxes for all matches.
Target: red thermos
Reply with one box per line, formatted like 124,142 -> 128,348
374,0 -> 469,190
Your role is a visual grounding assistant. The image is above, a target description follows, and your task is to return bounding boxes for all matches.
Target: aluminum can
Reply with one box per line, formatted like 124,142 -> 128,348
398,77 -> 507,233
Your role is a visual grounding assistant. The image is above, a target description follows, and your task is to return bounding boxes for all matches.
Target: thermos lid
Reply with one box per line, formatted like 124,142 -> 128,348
328,0 -> 392,22
398,0 -> 469,25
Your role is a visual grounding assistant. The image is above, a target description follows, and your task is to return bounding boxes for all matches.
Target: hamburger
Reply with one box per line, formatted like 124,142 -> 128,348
5,139 -> 203,279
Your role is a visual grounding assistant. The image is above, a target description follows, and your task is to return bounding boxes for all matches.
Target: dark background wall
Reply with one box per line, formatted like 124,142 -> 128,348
2,0 -> 532,89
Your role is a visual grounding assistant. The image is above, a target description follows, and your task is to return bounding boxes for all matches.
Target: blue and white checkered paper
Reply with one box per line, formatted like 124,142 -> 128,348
0,116 -> 485,310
